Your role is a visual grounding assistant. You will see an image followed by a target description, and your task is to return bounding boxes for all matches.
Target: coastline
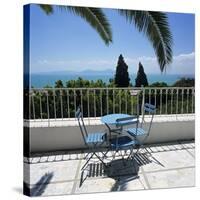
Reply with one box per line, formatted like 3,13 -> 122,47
30,73 -> 195,88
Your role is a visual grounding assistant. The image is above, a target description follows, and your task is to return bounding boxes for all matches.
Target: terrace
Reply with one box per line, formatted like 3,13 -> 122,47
24,87 -> 195,196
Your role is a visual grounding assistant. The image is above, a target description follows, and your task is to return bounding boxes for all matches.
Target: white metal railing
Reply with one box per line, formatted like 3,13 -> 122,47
25,87 -> 195,121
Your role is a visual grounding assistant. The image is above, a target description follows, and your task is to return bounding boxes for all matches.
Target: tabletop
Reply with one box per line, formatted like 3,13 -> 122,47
101,113 -> 138,125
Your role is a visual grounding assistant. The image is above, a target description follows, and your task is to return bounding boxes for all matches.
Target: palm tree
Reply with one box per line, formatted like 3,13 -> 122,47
39,4 -> 173,72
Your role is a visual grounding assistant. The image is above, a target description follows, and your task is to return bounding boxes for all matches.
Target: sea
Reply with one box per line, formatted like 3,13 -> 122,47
30,73 -> 195,88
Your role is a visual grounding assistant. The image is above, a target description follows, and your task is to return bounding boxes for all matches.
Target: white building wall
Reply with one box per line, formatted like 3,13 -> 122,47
28,115 -> 195,153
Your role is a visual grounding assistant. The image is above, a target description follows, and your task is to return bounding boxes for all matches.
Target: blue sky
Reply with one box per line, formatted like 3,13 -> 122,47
29,4 -> 195,74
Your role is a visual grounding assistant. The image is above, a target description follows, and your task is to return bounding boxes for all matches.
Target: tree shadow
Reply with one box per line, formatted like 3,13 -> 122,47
24,172 -> 54,196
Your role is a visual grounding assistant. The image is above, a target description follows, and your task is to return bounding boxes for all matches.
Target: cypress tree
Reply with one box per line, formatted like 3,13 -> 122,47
114,54 -> 130,87
135,62 -> 148,87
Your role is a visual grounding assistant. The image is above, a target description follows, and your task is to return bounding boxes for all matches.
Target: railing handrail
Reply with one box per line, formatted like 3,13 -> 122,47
29,86 -> 195,91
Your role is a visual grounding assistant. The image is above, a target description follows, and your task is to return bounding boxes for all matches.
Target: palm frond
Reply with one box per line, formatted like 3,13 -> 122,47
59,6 -> 112,45
119,10 -> 173,72
38,4 -> 54,15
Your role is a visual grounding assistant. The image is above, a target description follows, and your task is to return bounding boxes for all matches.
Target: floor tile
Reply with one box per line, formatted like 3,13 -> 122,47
142,149 -> 194,172
28,160 -> 79,185
146,167 -> 195,189
112,174 -> 148,191
74,178 -> 115,194
31,182 -> 74,196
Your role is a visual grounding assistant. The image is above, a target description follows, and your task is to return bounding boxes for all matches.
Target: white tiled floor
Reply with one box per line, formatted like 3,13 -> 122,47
24,141 -> 195,196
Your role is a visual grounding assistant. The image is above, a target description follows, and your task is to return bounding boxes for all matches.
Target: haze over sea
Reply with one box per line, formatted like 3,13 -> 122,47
31,71 -> 194,88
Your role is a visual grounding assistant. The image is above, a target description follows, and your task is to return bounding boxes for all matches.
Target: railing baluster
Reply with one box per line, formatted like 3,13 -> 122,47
74,90 -> 76,117
60,90 -> 63,119
80,90 -> 83,116
186,88 -> 189,114
181,88 -> 184,114
113,89 -> 115,114
31,92 -> 36,120
171,89 -> 173,114
137,91 -> 140,116
63,89 -> 66,118
165,89 -> 168,114
87,90 -> 90,121
131,89 -> 134,115
154,89 -> 157,114
46,91 -> 50,124
160,89 -> 162,115
149,89 -> 151,115
119,90 -> 122,113
93,89 -> 96,118
194,88 -> 195,113
67,90 -> 70,118
142,88 -> 145,116
149,88 -> 151,104
125,89 -> 128,114
106,88 -> 109,114
176,89 -> 179,115
192,88 -> 194,113
100,89 -> 103,116
29,91 -> 31,120
53,90 -> 57,120
39,91 -> 43,120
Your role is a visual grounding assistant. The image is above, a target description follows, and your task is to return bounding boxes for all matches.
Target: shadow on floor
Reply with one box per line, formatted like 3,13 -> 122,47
79,151 -> 163,188
24,140 -> 194,164
24,172 -> 54,196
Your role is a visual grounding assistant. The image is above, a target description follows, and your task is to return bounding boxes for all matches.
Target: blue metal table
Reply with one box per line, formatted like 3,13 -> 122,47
101,114 -> 138,141
101,114 -> 137,125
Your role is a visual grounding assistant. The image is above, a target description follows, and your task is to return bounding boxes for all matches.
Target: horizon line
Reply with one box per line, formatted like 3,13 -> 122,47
30,71 -> 195,76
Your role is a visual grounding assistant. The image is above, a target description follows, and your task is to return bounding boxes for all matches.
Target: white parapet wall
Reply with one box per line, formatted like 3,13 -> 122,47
27,114 -> 195,153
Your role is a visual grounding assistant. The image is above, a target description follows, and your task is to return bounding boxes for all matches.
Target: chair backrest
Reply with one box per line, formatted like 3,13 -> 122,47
75,107 -> 88,145
141,103 -> 156,137
116,116 -> 139,128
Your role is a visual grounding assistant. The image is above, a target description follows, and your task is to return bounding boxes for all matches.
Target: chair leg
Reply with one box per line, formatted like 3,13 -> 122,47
82,143 -> 108,171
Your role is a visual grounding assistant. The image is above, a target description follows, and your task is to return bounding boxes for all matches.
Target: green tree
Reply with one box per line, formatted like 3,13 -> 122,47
39,5 -> 173,71
114,54 -> 130,87
135,62 -> 148,87
173,78 -> 194,87
150,82 -> 168,87
55,80 -> 64,88
108,78 -> 115,87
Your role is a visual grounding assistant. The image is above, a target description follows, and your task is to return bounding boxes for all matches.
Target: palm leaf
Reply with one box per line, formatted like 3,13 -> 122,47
39,4 -> 112,45
38,4 -> 54,15
59,6 -> 112,45
119,10 -> 173,72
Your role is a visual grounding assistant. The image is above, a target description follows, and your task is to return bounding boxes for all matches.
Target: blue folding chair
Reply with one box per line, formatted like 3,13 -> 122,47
75,107 -> 107,170
125,103 -> 156,146
104,116 -> 140,163
108,134 -> 140,162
